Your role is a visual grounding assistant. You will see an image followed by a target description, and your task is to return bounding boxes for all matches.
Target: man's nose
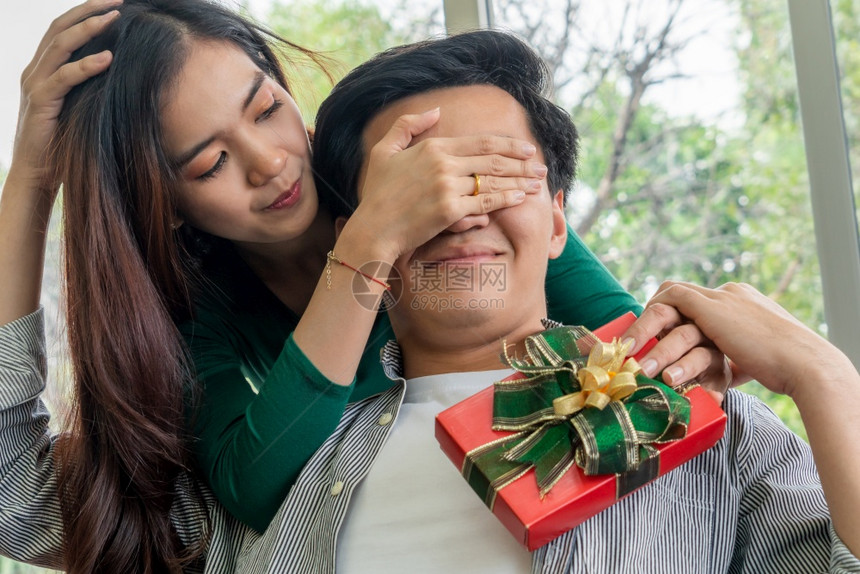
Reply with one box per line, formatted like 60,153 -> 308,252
445,214 -> 490,233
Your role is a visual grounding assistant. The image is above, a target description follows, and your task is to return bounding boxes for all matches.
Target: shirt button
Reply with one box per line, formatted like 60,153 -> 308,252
377,412 -> 393,426
330,481 -> 344,496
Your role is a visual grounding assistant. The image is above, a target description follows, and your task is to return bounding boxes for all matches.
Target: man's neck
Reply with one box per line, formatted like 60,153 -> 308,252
396,315 -> 547,379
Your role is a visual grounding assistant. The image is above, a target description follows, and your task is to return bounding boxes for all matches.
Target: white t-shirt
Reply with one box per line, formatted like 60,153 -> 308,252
336,368 -> 532,573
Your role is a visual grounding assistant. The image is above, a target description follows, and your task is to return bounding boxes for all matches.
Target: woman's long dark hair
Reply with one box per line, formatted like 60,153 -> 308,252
50,1 -> 321,571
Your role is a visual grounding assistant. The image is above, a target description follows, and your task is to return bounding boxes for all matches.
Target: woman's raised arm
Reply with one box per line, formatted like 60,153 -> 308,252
0,0 -> 119,325
0,2 -> 123,567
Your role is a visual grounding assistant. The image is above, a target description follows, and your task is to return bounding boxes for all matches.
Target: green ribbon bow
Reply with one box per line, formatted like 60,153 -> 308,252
462,326 -> 691,508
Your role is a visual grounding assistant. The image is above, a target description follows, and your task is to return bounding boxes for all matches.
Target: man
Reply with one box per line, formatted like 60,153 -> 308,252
240,29 -> 860,573
332,81 -> 569,571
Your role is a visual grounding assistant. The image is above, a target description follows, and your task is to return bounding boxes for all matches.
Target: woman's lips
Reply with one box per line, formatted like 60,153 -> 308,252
266,179 -> 302,210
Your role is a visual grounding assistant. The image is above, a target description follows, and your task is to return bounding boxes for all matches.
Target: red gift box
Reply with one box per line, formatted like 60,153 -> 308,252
435,312 -> 727,550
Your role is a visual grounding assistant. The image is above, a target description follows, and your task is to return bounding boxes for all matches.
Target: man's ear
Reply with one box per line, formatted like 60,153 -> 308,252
334,216 -> 349,239
548,190 -> 567,260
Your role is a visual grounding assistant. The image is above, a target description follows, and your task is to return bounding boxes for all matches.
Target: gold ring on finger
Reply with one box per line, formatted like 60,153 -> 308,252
471,173 -> 481,196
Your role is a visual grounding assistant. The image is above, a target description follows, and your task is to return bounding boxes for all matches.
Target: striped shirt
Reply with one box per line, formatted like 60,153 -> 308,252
1,309 -> 859,573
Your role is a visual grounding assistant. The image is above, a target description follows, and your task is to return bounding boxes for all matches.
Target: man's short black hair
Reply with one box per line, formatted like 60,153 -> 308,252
312,29 -> 579,219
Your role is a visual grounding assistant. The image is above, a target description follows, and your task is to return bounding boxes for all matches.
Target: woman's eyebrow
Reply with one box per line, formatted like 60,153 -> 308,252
242,71 -> 266,111
173,71 -> 267,170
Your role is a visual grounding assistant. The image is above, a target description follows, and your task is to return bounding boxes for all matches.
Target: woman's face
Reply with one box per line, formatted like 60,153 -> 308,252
160,39 -> 318,248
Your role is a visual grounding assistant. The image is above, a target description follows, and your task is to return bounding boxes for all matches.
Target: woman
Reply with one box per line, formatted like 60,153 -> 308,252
0,0 -> 726,571
5,2 -> 542,570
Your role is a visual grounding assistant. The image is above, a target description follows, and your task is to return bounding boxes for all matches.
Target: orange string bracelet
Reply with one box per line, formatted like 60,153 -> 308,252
325,251 -> 392,291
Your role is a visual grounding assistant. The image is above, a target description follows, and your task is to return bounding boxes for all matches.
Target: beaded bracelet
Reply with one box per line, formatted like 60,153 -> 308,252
325,251 -> 392,291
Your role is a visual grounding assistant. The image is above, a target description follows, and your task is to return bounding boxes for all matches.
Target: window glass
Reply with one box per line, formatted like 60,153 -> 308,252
492,0 -> 822,437
257,0 -> 444,120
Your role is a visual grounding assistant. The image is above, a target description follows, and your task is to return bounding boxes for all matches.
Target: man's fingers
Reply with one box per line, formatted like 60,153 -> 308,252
622,302 -> 684,356
686,348 -> 731,406
661,346 -> 731,407
636,322 -> 707,378
660,345 -> 724,385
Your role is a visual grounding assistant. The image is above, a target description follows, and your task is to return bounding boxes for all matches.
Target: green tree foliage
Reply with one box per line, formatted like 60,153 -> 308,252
259,0 -> 417,121
494,0 -> 860,440
834,0 -> 860,190
726,0 -> 859,437
737,0 -> 859,257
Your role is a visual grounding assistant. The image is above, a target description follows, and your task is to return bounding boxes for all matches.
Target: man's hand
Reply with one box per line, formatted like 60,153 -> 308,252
628,280 -> 855,401
622,282 -> 741,405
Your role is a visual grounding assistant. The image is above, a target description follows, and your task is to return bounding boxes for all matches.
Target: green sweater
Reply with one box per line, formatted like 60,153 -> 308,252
180,225 -> 641,532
